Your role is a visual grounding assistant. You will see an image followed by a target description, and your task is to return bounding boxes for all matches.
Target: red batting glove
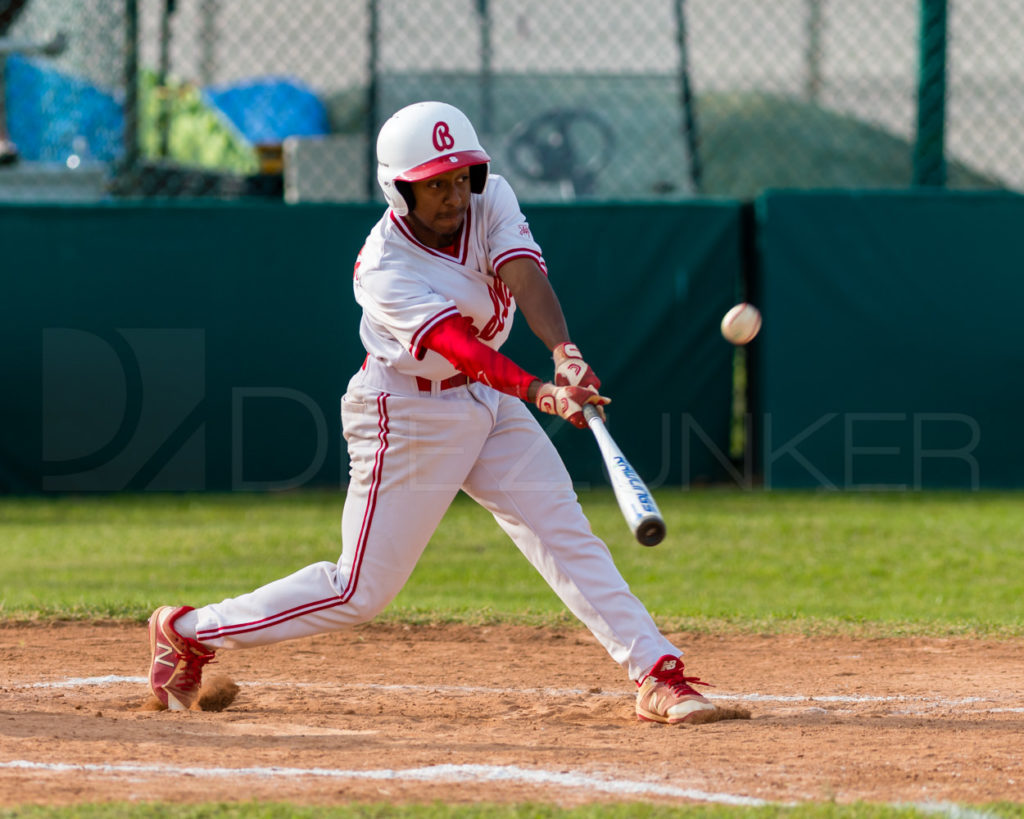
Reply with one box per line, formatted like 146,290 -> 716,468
535,382 -> 610,429
553,342 -> 601,393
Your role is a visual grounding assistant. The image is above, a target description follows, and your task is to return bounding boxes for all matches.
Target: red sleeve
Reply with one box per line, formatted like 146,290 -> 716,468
420,314 -> 539,400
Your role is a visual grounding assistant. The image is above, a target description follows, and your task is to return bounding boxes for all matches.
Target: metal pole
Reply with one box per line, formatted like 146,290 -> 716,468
365,0 -> 379,201
673,0 -> 701,193
198,0 -> 217,86
157,0 -> 176,159
118,0 -> 140,193
913,0 -> 948,186
477,0 -> 493,134
805,0 -> 824,102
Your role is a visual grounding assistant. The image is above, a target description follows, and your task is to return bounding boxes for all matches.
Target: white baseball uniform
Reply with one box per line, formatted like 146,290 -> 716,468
191,174 -> 679,681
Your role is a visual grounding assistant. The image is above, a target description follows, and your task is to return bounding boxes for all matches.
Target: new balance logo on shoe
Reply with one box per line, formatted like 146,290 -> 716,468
153,640 -> 177,669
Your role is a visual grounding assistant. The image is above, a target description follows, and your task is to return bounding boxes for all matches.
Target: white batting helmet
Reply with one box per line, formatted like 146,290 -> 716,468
376,101 -> 490,215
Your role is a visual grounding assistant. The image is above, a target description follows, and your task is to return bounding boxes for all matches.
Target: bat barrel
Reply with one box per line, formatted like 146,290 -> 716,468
583,401 -> 666,547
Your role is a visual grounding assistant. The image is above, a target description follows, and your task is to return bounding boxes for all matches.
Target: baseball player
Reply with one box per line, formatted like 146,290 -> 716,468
148,101 -> 717,724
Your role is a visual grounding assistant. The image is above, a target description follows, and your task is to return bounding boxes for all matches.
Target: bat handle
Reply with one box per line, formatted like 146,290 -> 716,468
582,403 -> 602,424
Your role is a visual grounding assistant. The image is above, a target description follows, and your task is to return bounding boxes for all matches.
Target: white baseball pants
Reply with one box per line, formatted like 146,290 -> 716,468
194,363 -> 679,681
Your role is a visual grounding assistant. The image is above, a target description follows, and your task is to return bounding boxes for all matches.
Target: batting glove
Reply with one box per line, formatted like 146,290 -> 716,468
553,342 -> 601,393
535,382 -> 610,429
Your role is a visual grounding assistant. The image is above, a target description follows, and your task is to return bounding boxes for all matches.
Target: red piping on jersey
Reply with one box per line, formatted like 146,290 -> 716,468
195,393 -> 391,642
344,391 -> 389,599
493,247 -> 547,275
390,206 -> 472,265
409,304 -> 460,358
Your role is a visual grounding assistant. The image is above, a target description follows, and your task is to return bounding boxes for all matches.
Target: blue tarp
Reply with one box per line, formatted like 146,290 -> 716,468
4,55 -> 123,162
4,59 -> 329,163
202,78 -> 329,145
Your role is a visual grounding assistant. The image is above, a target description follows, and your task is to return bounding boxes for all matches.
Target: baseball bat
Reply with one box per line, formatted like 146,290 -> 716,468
583,404 -> 666,546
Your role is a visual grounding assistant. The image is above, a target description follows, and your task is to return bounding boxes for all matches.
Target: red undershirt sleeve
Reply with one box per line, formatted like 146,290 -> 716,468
419,314 -> 539,400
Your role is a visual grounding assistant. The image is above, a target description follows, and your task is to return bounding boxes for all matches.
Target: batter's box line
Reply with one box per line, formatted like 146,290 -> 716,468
0,759 -> 771,807
18,675 -> 1019,713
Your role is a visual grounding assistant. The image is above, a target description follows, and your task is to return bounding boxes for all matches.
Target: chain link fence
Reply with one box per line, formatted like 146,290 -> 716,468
0,0 -> 1021,203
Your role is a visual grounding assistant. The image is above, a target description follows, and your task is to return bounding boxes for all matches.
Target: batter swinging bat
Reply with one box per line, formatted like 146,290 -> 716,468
583,404 -> 666,546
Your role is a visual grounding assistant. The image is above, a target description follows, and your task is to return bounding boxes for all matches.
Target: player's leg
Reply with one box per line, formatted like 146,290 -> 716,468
151,388 -> 490,708
190,388 -> 490,649
460,393 -> 679,681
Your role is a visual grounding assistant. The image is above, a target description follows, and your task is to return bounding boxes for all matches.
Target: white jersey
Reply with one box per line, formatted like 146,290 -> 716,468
353,174 -> 546,382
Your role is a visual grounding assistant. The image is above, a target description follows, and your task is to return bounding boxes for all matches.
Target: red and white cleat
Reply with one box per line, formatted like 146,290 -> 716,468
635,655 -> 715,724
148,605 -> 215,710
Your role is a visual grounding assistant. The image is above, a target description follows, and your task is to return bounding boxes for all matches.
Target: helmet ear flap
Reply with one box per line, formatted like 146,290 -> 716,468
395,180 -> 415,213
378,165 -> 410,215
469,163 -> 488,194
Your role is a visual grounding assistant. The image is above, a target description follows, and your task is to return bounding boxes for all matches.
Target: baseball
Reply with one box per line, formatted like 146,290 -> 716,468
720,303 -> 762,345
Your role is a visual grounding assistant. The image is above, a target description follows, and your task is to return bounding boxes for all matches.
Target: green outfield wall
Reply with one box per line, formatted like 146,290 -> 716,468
0,202 -> 740,493
756,190 -> 1024,489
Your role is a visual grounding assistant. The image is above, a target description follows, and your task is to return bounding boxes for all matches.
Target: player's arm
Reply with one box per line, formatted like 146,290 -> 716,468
420,314 -> 538,400
495,257 -> 569,351
497,257 -> 603,394
420,314 -> 607,427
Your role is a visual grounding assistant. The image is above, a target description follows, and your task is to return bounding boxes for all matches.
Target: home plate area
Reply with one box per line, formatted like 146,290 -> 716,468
2,623 -> 1023,808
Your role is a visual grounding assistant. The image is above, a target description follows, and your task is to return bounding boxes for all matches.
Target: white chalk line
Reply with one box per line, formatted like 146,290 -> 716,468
0,759 -> 768,807
5,678 -> 1015,812
905,803 -> 1005,819
18,675 -> 1021,713
0,760 -> 1006,816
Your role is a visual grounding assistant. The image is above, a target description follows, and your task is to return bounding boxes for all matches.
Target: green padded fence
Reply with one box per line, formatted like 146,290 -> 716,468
756,190 -> 1024,489
0,201 -> 740,493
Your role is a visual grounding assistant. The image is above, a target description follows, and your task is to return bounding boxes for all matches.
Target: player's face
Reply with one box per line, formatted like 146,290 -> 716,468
408,167 -> 472,247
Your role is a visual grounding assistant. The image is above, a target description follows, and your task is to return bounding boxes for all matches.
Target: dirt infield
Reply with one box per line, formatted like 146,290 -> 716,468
2,622 -> 1023,809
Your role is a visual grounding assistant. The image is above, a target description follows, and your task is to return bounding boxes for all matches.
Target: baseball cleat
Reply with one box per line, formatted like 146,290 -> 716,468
635,655 -> 715,724
148,605 -> 215,710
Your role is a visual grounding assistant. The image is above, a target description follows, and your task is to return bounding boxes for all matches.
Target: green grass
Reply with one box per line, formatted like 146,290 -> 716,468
2,489 -> 1023,636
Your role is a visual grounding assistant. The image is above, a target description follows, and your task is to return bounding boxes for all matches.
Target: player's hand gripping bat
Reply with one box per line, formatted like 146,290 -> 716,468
582,404 -> 666,546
